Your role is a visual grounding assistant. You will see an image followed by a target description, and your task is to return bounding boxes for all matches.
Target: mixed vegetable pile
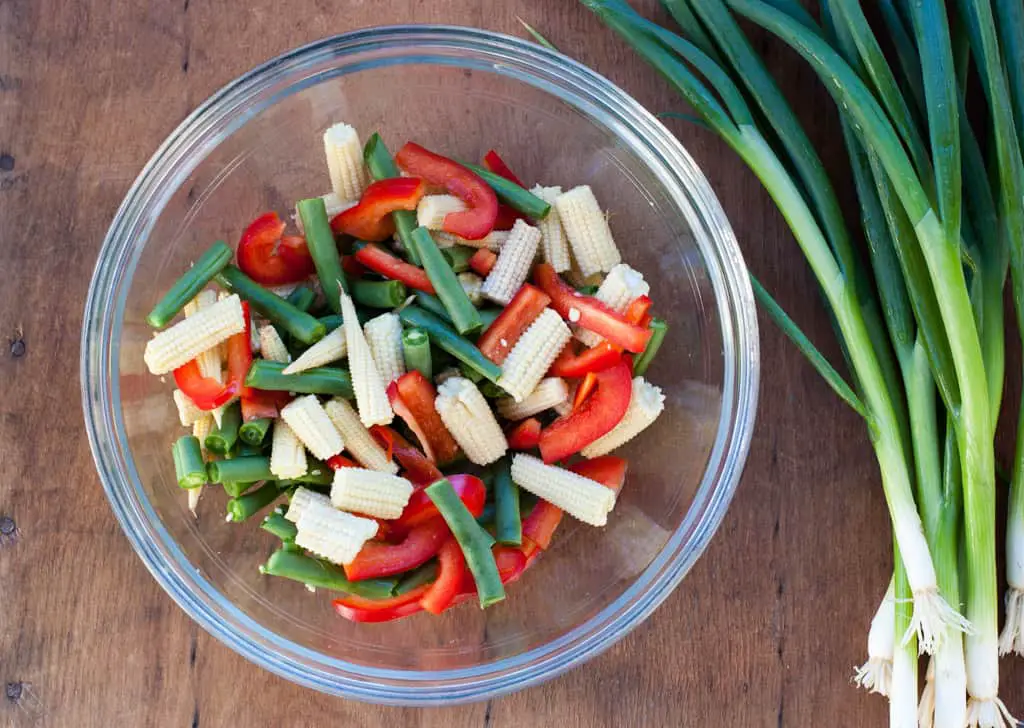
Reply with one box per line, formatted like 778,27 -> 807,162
583,0 -> 1024,726
143,125 -> 668,623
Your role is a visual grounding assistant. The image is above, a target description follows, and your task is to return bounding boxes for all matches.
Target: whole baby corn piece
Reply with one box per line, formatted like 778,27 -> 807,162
282,326 -> 347,375
144,293 -> 246,375
581,377 -> 665,458
497,308 -> 572,402
433,230 -> 510,251
496,377 -> 569,421
184,290 -> 225,383
280,395 -> 345,461
576,263 -> 650,347
270,419 -> 308,480
331,467 -> 414,520
341,291 -> 394,427
258,324 -> 291,364
173,389 -> 205,427
294,498 -> 378,565
434,376 -> 508,465
363,313 -> 406,384
284,486 -> 332,523
323,123 -> 368,201
554,185 -> 621,277
531,185 -> 571,272
510,453 -> 616,526
323,397 -> 398,474
480,219 -> 542,305
417,194 -> 468,230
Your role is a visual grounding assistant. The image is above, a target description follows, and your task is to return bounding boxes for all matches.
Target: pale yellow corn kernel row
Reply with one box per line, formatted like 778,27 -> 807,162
497,308 -> 572,402
280,395 -> 345,460
580,377 -> 665,457
173,389 -> 206,427
324,398 -> 398,474
323,123 -> 368,201
496,377 -> 569,421
284,486 -> 332,523
294,193 -> 356,233
481,219 -> 542,305
191,414 -> 215,452
144,294 -> 246,375
363,313 -> 406,384
183,290 -> 224,385
576,263 -> 650,347
187,484 -> 203,516
270,419 -> 308,479
331,467 -> 414,520
458,272 -> 484,306
341,291 -> 394,427
294,499 -> 378,565
259,325 -> 292,364
417,194 -> 467,230
282,326 -> 347,375
531,185 -> 571,272
434,377 -> 508,465
433,230 -> 510,251
554,185 -> 621,277
510,454 -> 616,527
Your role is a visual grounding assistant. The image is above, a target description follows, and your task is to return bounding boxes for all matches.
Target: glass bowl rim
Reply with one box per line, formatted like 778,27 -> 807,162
81,24 -> 759,705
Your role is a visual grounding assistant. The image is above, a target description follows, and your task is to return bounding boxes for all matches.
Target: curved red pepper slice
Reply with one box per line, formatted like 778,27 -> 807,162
521,499 -> 564,553
394,474 -> 486,531
477,284 -> 551,364
326,454 -> 360,470
354,244 -> 436,293
343,517 -> 450,581
507,417 -> 542,450
241,388 -> 291,421
389,372 -> 460,465
395,142 -> 498,240
330,178 -> 426,242
332,583 -> 430,623
569,455 -> 628,493
482,150 -> 526,187
448,546 -> 528,609
236,212 -> 314,285
370,426 -> 443,486
468,248 -> 497,277
173,302 -> 252,410
548,341 -> 621,379
419,538 -> 466,615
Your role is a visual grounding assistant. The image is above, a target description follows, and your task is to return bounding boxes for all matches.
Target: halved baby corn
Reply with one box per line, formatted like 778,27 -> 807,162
341,291 -> 394,427
554,185 -> 620,277
497,308 -> 572,401
270,419 -> 308,480
363,313 -> 406,384
496,377 -> 569,421
144,293 -> 245,375
294,497 -> 378,565
280,395 -> 344,461
324,397 -> 398,474
435,377 -> 508,465
531,185 -> 571,272
481,219 -> 541,305
331,467 -> 414,520
581,377 -> 665,457
511,454 -> 616,526
283,326 -> 346,374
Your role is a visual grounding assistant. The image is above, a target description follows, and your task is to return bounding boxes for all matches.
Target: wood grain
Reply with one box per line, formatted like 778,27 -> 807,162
1,0 -> 1021,726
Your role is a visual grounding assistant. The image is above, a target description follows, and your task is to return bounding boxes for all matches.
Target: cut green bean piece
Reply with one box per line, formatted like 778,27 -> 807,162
223,480 -> 257,498
462,162 -> 551,219
410,227 -> 481,335
245,359 -> 354,398
319,314 -> 344,333
295,459 -> 333,486
352,279 -> 408,309
493,459 -> 522,546
215,265 -> 325,344
477,307 -> 501,331
364,133 -> 422,265
146,241 -> 233,328
442,245 -> 476,273
297,197 -> 348,311
286,285 -> 316,313
261,510 -> 298,542
227,481 -> 280,522
414,291 -> 453,323
172,436 -> 207,489
205,400 -> 242,455
576,284 -> 600,296
478,381 -> 506,399
632,318 -> 668,377
259,549 -> 398,599
394,560 -> 439,594
402,327 -> 432,379
398,306 -> 502,383
238,417 -> 273,447
426,479 -> 505,608
207,455 -> 274,484
236,443 -> 264,457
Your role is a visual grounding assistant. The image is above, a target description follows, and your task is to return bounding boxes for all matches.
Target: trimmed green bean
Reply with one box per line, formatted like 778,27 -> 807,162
478,381 -> 506,399
402,327 -> 432,379
398,306 -> 503,383
215,265 -> 325,344
363,133 -> 422,265
223,480 -> 256,497
462,162 -> 551,219
426,479 -> 505,608
207,456 -> 274,484
459,363 -> 484,383
632,318 -> 667,377
227,481 -> 280,522
475,501 -> 496,526
261,510 -> 297,541
477,307 -> 501,331
414,291 -> 453,323
297,197 -> 348,311
236,443 -> 264,457
410,227 -> 481,335
205,400 -> 242,455
146,241 -> 233,327
493,459 -> 522,546
394,561 -> 439,594
172,436 -> 207,489
442,245 -> 476,273
259,549 -> 398,599
238,417 -> 273,447
285,285 -> 316,313
352,279 -> 408,309
245,360 -> 354,398
295,459 -> 333,486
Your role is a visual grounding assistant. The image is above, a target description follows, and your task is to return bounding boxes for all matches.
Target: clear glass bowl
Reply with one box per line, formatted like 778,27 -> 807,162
81,26 -> 758,705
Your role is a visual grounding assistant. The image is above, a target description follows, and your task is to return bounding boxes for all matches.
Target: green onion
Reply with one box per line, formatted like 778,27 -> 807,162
215,265 -> 325,344
146,241 -> 233,327
172,436 -> 206,489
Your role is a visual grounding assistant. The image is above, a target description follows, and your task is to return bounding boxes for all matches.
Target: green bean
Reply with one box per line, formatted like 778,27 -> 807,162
477,307 -> 501,331
261,510 -> 298,542
352,279 -> 408,309
577,284 -> 600,296
475,501 -> 496,526
204,400 -> 242,455
478,381 -> 506,399
297,197 -> 348,311
493,458 -> 522,546
146,241 -> 233,327
426,479 -> 505,607
236,443 -> 265,457
207,456 -> 274,484
459,363 -> 484,383
295,459 -> 333,486
398,306 -> 502,383
285,285 -> 316,313
215,265 -> 325,344
462,162 -> 551,219
402,327 -> 432,379
223,480 -> 257,498
245,360 -> 354,398
363,133 -> 422,265
238,417 -> 273,447
394,561 -> 439,594
410,227 -> 481,335
172,436 -> 207,489
442,245 -> 477,273
632,318 -> 668,377
319,308 -> 373,333
259,549 -> 398,599
227,481 -> 280,522
414,291 -> 453,323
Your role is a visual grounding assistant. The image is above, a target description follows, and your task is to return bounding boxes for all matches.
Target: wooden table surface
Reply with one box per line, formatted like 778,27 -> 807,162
2,1 -> 1022,725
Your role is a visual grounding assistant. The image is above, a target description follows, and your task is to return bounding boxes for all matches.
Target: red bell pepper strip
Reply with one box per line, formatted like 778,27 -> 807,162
341,254 -> 368,278
547,341 -> 620,378
172,302 -> 253,410
395,142 -> 498,240
625,295 -> 653,324
448,545 -> 529,608
326,454 -> 360,470
343,517 -> 450,581
332,583 -> 431,623
482,150 -> 526,188
493,204 -> 527,231
370,426 -> 444,486
476,284 -> 551,364
389,372 -> 460,465
534,264 -> 652,353
354,244 -> 436,293
236,212 -> 315,285
419,538 -> 466,615
521,499 -> 564,553
330,177 -> 426,242
538,358 -> 633,463
394,474 -> 486,531
468,248 -> 497,277
240,388 -> 291,421
573,372 -> 599,410
569,455 -> 629,493
507,417 -> 542,450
